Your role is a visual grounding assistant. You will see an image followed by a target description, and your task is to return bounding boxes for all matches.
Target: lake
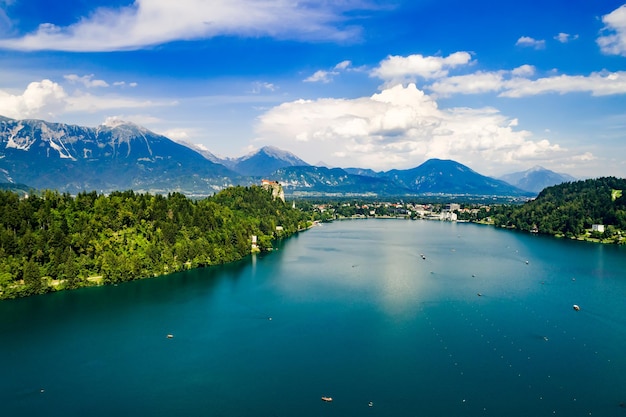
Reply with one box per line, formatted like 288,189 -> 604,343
1,219 -> 626,416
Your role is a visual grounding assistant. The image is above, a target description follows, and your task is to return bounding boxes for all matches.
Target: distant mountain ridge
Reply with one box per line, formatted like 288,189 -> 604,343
380,159 -> 524,195
0,115 -> 540,197
268,165 -> 410,195
223,146 -> 310,177
263,159 -> 531,197
500,166 -> 576,193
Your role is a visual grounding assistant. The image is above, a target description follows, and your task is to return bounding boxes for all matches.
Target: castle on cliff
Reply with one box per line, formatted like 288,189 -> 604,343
261,179 -> 285,202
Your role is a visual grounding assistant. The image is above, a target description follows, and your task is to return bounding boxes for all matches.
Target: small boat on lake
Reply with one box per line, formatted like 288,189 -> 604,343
321,396 -> 333,402
573,304 -> 580,311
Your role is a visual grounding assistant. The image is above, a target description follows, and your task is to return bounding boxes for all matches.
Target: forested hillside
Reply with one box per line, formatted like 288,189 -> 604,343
0,186 -> 312,299
492,177 -> 626,241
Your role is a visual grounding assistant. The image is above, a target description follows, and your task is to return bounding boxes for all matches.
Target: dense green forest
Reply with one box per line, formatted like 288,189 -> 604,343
0,186 -> 313,299
490,177 -> 626,242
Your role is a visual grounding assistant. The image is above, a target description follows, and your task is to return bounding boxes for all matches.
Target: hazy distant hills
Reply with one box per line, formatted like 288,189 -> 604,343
0,182 -> 31,196
224,146 -> 310,177
499,166 -> 576,193
266,159 -> 529,196
267,165 -> 410,195
380,159 -> 524,195
344,167 -> 380,177
0,115 -> 545,197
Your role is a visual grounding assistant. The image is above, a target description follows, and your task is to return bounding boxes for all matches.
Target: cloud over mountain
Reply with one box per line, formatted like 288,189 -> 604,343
256,83 -> 568,173
0,1 -> 624,180
0,78 -> 171,120
0,80 -> 67,119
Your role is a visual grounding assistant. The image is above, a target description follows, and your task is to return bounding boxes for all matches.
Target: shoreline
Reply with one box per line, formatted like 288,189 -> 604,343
473,220 -> 624,245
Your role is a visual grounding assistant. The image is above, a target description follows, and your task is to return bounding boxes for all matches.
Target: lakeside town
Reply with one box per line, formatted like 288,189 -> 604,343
306,198 -> 624,244
310,201 -> 468,222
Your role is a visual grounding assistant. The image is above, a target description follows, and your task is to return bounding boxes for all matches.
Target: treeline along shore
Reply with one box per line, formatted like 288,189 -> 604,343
0,186 -> 313,299
489,177 -> 626,242
1,177 -> 624,299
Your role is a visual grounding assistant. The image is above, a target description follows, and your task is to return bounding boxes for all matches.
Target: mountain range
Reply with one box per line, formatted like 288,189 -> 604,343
0,116 -> 236,194
0,116 -> 571,197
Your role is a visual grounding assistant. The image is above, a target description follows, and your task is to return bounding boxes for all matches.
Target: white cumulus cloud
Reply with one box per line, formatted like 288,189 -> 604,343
0,0 -> 369,52
515,36 -> 546,49
426,64 -> 626,98
597,4 -> 626,56
428,71 -> 506,97
368,51 -> 626,98
256,83 -> 566,172
554,32 -> 578,43
511,65 -> 536,77
371,52 -> 473,86
0,79 -> 174,120
0,79 -> 68,119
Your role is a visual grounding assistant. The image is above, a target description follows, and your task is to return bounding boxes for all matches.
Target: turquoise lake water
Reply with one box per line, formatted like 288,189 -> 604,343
1,219 -> 626,416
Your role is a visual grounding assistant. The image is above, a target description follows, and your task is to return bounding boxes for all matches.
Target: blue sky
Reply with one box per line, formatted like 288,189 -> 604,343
1,0 -> 625,178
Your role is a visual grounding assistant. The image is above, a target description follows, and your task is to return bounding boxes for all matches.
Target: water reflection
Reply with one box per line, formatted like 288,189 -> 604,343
1,219 -> 626,416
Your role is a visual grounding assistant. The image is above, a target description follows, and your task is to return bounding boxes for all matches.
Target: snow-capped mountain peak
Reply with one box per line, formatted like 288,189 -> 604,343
101,117 -> 141,129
